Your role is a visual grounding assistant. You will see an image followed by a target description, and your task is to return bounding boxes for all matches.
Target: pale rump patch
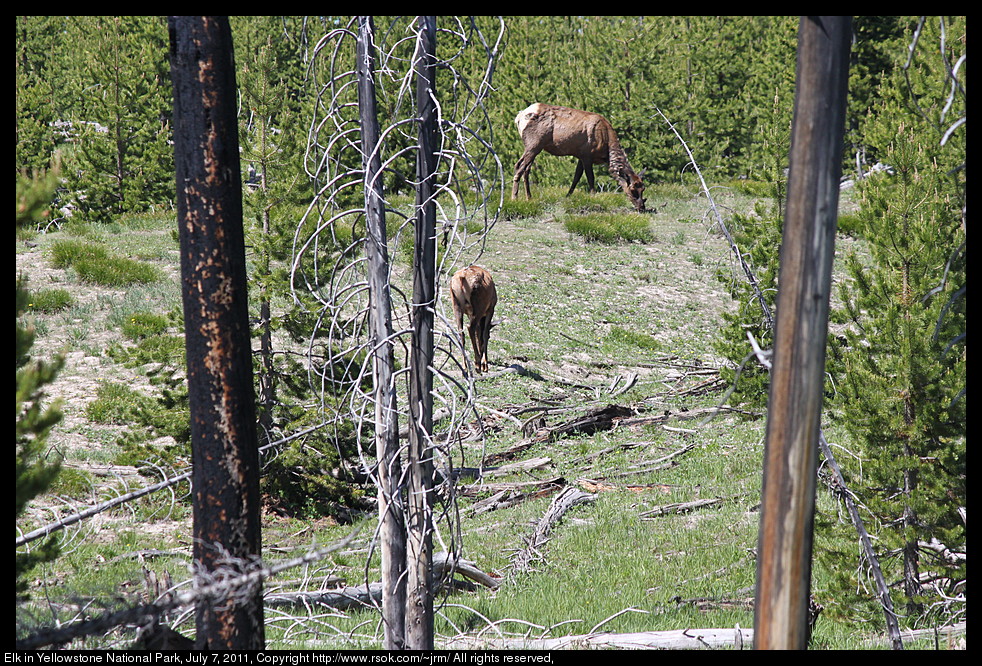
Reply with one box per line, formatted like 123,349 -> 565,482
515,103 -> 543,136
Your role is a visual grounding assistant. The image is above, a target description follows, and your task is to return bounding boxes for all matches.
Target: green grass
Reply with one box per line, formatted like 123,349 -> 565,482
49,238 -> 107,268
562,211 -> 653,243
86,381 -> 144,425
73,254 -> 160,286
121,312 -> 169,340
50,239 -> 161,286
499,196 -> 547,220
25,287 -> 74,313
48,466 -> 96,498
18,187 -> 960,651
606,325 -> 662,351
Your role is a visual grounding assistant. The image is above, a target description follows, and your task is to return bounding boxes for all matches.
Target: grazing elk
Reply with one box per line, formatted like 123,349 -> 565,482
512,102 -> 646,212
450,265 -> 497,374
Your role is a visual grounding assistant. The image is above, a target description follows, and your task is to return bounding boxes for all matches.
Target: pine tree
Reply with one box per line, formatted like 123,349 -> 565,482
16,168 -> 64,600
234,18 -> 361,516
824,16 -> 966,626
836,128 -> 965,621
16,17 -> 71,174
64,16 -> 173,222
238,31 -> 300,438
712,85 -> 792,407
845,16 -> 913,171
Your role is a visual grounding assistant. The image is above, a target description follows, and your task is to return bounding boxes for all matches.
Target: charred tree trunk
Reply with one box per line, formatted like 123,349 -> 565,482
405,15 -> 438,651
754,16 -> 850,651
356,16 -> 406,650
168,16 -> 265,650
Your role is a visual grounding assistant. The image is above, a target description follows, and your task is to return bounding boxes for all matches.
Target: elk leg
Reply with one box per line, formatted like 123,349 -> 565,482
522,152 -> 537,198
584,163 -> 597,193
512,150 -> 538,199
511,157 -> 526,199
477,304 -> 494,373
468,320 -> 483,373
451,298 -> 467,365
567,161 -> 585,196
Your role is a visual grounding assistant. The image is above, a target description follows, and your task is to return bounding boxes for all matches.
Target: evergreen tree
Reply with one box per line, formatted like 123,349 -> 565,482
237,29 -> 303,436
819,16 -> 966,626
845,16 -> 913,173
16,17 -> 72,175
63,16 -> 173,222
16,168 -> 64,600
681,16 -> 758,174
835,127 -> 965,622
234,18 -> 362,516
712,86 -> 793,407
713,205 -> 780,406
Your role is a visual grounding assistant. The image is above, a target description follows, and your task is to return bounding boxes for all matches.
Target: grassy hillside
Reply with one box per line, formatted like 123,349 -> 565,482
15,183 -> 956,650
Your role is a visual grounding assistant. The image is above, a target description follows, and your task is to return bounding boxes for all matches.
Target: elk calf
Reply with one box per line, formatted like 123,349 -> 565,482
450,266 -> 497,374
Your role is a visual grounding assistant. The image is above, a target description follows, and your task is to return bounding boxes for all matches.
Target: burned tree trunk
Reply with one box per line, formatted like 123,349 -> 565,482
406,16 -> 438,651
356,16 -> 407,650
168,15 -> 265,650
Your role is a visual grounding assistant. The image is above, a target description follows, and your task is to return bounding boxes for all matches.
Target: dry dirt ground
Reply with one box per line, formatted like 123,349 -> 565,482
17,231 -> 186,542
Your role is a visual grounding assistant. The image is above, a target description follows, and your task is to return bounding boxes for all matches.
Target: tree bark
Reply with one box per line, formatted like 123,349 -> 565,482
754,16 -> 851,650
405,16 -> 439,651
168,15 -> 264,650
356,16 -> 406,650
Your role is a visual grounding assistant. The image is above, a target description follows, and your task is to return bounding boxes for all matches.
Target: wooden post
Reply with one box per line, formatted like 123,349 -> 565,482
406,15 -> 438,651
168,16 -> 265,650
356,16 -> 407,650
753,16 -> 851,650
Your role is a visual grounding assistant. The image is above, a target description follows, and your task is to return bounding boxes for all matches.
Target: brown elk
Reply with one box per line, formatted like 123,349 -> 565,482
450,265 -> 497,374
512,102 -> 646,212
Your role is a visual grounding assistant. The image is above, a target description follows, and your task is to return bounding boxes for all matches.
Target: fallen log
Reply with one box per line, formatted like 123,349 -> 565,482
675,595 -> 755,613
483,438 -> 537,464
640,497 -> 724,518
864,621 -> 966,648
470,486 -> 559,515
616,405 -> 760,429
484,456 -> 552,478
444,626 -> 752,650
536,404 -> 635,442
460,476 -> 567,498
577,479 -> 675,494
467,479 -> 566,516
264,582 -> 383,611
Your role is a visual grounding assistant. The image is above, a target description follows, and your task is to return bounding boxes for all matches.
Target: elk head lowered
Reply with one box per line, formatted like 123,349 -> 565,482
450,265 -> 497,374
512,102 -> 646,212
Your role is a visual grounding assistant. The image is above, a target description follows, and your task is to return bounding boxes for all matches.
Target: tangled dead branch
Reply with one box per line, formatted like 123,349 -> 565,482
17,531 -> 359,650
510,486 -> 597,574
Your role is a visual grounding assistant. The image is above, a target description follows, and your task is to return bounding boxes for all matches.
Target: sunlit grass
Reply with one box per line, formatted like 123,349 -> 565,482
18,190 -> 933,651
562,211 -> 653,243
50,239 -> 161,286
25,287 -> 74,313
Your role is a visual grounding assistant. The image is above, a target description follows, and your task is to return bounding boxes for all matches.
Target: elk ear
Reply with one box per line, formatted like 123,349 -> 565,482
638,168 -> 646,180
